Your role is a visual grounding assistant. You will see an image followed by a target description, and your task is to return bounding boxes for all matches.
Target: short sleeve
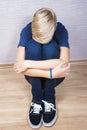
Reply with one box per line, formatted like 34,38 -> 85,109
54,22 -> 70,48
17,22 -> 32,47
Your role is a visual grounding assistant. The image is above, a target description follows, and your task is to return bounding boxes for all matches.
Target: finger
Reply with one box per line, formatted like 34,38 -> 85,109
17,68 -> 24,73
14,65 -> 18,70
65,63 -> 71,70
59,62 -> 66,67
15,69 -> 21,73
67,63 -> 71,68
66,69 -> 71,76
15,71 -> 19,73
14,69 -> 18,73
14,63 -> 18,67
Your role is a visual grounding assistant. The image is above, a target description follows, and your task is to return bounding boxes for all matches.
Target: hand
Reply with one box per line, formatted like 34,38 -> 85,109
52,62 -> 71,78
14,60 -> 28,73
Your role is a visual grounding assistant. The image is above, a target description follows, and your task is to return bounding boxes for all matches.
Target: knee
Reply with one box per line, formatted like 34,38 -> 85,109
25,41 -> 42,60
42,41 -> 59,59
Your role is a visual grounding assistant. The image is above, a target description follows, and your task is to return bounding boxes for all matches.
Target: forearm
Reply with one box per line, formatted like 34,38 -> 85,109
17,61 -> 70,79
26,58 -> 62,70
22,68 -> 50,78
21,62 -> 70,79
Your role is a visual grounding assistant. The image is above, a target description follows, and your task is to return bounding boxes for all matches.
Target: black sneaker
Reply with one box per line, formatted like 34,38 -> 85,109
28,102 -> 42,129
42,100 -> 57,127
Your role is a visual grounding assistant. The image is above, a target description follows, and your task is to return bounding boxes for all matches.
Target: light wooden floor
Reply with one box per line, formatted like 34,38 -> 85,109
0,61 -> 87,130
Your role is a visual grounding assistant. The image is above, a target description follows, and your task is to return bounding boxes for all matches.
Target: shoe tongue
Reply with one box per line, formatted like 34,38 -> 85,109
45,103 -> 52,112
45,102 -> 55,112
45,107 -> 51,112
33,104 -> 41,114
42,100 -> 55,112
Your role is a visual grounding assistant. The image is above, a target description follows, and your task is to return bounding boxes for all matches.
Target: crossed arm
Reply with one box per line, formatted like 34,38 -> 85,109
14,46 -> 70,79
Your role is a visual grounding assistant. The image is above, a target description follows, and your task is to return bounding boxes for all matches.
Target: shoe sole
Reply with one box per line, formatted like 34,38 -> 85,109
42,110 -> 58,127
27,110 -> 43,129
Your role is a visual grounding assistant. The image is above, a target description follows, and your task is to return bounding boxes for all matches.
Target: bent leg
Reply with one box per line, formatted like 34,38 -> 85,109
25,76 -> 43,103
42,40 -> 65,102
43,77 -> 65,102
24,41 -> 43,103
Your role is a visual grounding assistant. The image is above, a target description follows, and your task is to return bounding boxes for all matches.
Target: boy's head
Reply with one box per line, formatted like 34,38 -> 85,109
32,8 -> 57,44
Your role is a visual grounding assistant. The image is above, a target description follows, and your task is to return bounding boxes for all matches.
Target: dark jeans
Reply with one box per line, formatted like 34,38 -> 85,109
25,39 -> 65,103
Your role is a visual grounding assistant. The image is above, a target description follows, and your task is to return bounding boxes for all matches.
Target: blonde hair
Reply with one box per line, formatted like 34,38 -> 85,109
32,8 -> 57,44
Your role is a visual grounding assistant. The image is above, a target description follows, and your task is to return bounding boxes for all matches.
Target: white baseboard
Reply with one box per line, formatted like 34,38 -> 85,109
0,59 -> 87,69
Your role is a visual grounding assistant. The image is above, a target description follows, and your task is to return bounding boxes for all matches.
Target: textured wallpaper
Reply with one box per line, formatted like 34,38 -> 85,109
0,0 -> 87,63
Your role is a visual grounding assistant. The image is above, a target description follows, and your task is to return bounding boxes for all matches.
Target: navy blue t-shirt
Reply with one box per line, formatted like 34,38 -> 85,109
18,22 -> 69,48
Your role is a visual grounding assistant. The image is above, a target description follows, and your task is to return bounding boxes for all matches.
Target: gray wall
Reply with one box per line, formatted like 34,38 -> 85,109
0,0 -> 87,64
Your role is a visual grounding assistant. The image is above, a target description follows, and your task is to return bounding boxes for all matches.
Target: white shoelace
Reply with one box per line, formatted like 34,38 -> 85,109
42,100 -> 56,112
30,103 -> 42,114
